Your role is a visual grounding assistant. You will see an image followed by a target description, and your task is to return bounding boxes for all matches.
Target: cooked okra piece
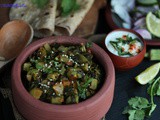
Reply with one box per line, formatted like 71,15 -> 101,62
58,45 -> 68,52
23,62 -> 31,71
66,95 -> 79,104
30,88 -> 43,99
52,83 -> 64,95
38,47 -> 47,59
44,43 -> 51,52
51,96 -> 64,104
47,73 -> 59,81
89,79 -> 98,90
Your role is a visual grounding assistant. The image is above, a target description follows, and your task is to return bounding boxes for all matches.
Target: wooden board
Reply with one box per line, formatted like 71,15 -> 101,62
0,0 -> 106,37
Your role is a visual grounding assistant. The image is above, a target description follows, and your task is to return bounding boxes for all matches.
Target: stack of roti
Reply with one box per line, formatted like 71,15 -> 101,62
9,0 -> 95,38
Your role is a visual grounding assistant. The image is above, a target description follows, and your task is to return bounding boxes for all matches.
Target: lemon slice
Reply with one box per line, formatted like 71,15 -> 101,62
135,62 -> 160,85
146,12 -> 160,38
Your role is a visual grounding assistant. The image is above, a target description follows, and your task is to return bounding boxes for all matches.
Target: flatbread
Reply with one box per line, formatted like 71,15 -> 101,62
9,0 -> 58,38
54,0 -> 95,36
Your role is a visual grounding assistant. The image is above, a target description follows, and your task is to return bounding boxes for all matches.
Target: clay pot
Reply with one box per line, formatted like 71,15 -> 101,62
12,36 -> 115,120
105,29 -> 146,71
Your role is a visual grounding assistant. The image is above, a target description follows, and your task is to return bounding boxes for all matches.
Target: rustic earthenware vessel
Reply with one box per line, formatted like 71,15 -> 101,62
105,29 -> 146,71
12,36 -> 115,120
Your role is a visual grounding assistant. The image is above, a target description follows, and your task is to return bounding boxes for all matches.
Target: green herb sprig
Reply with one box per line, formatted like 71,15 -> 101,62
77,77 -> 94,99
122,96 -> 156,120
123,77 -> 160,120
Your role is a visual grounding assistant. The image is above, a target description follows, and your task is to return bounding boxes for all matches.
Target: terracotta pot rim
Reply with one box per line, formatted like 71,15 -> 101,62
12,36 -> 115,113
104,28 -> 146,59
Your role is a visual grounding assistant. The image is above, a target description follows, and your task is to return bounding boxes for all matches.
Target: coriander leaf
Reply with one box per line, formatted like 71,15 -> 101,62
61,0 -> 75,14
77,78 -> 94,99
122,106 -> 131,114
35,62 -> 44,69
128,97 -> 149,109
128,97 -> 140,108
137,97 -> 149,109
86,42 -> 93,48
31,0 -> 49,9
61,0 -> 80,16
73,3 -> 80,11
77,81 -> 86,99
82,78 -> 94,88
134,110 -> 145,120
128,110 -> 136,120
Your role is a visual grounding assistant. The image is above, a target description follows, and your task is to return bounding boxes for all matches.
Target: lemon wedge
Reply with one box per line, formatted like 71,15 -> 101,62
146,12 -> 160,38
135,62 -> 160,85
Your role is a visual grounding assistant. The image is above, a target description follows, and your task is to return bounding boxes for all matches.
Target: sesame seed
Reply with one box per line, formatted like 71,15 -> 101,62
44,89 -> 47,93
45,64 -> 48,67
81,63 -> 84,66
47,82 -> 50,85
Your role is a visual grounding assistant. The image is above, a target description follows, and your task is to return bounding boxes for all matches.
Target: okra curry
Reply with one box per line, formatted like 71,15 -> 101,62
22,42 -> 103,105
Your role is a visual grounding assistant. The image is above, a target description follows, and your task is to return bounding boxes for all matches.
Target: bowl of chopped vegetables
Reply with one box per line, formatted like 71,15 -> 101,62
105,28 -> 146,71
11,36 -> 115,120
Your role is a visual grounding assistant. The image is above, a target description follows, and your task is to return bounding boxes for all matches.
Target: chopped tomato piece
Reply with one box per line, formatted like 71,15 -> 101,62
122,35 -> 127,40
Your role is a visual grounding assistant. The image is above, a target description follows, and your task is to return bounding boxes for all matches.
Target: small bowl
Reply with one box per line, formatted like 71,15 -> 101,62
11,36 -> 115,120
105,29 -> 146,71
